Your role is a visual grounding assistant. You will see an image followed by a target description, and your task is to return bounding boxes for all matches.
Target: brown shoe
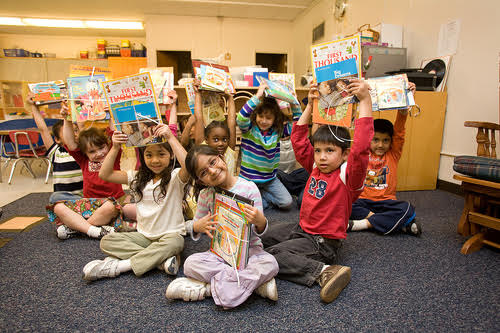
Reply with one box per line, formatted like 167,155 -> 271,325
318,265 -> 351,303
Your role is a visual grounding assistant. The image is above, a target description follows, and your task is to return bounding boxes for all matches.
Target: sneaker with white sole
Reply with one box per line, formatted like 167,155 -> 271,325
165,277 -> 211,301
402,220 -> 422,237
56,225 -> 79,240
98,225 -> 115,239
318,265 -> 351,303
82,257 -> 120,281
158,255 -> 180,276
255,278 -> 278,301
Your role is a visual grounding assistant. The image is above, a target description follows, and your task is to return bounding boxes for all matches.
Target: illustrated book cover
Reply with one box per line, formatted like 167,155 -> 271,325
139,67 -> 175,104
66,74 -> 107,122
256,76 -> 299,105
28,80 -> 67,105
366,74 -> 415,111
310,35 -> 361,126
210,187 -> 253,270
102,72 -> 164,147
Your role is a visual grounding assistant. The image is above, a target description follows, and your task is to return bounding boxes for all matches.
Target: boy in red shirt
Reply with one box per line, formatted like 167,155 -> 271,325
263,79 -> 373,303
348,82 -> 422,236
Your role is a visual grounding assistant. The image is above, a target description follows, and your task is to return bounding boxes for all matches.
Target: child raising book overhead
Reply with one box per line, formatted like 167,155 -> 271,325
82,124 -> 189,281
237,81 -> 302,210
263,79 -> 374,303
166,145 -> 279,309
26,94 -> 83,203
46,109 -> 135,240
348,82 -> 421,236
192,79 -> 238,176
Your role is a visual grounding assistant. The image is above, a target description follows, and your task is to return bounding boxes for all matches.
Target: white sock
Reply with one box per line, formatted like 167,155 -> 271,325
320,265 -> 329,274
117,259 -> 132,273
87,226 -> 102,238
351,219 -> 370,231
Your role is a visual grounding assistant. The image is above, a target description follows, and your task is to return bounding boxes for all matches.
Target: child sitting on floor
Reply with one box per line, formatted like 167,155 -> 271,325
262,80 -> 373,303
348,82 -> 422,236
46,109 -> 135,240
82,124 -> 189,281
166,145 -> 279,308
237,81 -> 301,210
27,94 -> 83,203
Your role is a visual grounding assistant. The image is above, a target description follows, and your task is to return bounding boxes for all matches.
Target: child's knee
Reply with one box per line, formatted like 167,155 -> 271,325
53,202 -> 67,215
100,201 -> 119,218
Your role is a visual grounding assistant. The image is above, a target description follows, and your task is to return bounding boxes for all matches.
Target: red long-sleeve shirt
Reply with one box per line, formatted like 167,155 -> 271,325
291,117 -> 373,239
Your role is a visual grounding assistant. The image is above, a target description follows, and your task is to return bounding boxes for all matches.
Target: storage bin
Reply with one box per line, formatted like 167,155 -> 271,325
3,49 -> 28,57
105,45 -> 121,57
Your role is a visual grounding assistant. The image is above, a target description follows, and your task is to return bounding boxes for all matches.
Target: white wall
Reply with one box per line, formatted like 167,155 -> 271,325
293,0 -> 500,184
145,14 -> 294,69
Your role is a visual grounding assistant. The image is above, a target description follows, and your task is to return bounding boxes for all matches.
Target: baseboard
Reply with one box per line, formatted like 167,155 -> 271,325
437,179 -> 463,196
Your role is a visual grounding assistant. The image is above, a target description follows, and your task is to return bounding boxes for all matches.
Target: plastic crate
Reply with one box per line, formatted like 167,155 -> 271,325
3,48 -> 28,57
131,49 -> 146,57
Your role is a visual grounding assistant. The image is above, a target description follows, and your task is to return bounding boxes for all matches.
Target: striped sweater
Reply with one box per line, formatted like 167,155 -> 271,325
237,95 -> 302,183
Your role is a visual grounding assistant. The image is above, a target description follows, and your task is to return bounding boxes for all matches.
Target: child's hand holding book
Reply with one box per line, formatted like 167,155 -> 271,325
243,205 -> 266,233
111,131 -> 128,149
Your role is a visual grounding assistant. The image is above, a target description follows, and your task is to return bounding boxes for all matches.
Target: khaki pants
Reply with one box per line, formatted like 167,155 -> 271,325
100,232 -> 184,276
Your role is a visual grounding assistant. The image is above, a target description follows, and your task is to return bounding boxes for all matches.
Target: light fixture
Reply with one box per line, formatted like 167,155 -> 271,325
0,17 -> 143,30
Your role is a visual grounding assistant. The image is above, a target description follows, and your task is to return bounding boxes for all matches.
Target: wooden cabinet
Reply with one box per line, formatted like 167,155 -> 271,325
0,80 -> 31,120
107,57 -> 147,78
376,91 -> 448,191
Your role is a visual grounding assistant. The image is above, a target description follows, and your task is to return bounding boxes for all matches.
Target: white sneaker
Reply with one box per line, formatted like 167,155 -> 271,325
56,225 -> 78,240
255,278 -> 278,301
82,257 -> 120,281
158,255 -> 180,276
165,277 -> 210,301
97,225 -> 115,239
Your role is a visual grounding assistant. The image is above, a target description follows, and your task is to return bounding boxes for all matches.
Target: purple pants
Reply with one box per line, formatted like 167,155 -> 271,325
183,244 -> 278,308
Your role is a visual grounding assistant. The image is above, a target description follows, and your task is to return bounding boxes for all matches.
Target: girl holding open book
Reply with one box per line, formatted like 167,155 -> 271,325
165,145 -> 279,309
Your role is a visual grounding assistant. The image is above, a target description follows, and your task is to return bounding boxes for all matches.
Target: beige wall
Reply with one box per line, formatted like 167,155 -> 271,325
145,14 -> 293,69
293,0 -> 500,184
0,34 -> 145,59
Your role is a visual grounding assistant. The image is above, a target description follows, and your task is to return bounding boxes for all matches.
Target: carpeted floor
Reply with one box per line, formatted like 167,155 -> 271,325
0,191 -> 499,332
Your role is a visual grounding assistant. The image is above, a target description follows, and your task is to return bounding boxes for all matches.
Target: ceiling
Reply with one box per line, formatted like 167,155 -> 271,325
0,0 -> 319,36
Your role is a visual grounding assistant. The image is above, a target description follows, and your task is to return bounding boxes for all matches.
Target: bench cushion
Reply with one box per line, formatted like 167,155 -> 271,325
453,155 -> 500,183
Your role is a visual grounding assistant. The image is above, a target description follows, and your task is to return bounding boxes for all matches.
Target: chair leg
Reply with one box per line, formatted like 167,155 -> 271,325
8,159 -> 22,184
21,159 -> 36,179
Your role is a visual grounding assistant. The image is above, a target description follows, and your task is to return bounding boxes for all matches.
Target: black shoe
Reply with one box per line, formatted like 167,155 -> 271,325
347,220 -> 353,232
402,219 -> 422,237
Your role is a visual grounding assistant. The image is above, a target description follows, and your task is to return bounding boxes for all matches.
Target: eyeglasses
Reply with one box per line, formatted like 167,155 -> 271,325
198,155 -> 221,179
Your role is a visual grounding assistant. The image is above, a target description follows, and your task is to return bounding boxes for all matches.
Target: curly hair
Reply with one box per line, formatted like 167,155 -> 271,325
250,97 -> 285,135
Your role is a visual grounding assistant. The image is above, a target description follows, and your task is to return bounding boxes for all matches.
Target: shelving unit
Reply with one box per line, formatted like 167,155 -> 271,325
0,80 -> 31,120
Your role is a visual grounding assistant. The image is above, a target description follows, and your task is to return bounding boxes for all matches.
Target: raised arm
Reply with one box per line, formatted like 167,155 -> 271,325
296,84 -> 317,126
236,83 -> 266,133
192,79 -> 205,145
98,131 -> 128,184
180,114 -> 196,149
26,93 -> 54,149
167,90 -> 178,126
154,124 -> 189,183
346,79 -> 372,119
60,102 -> 78,151
225,91 -> 237,150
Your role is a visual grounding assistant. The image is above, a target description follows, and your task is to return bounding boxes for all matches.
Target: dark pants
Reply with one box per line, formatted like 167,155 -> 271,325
350,198 -> 416,235
262,222 -> 343,287
276,168 -> 309,209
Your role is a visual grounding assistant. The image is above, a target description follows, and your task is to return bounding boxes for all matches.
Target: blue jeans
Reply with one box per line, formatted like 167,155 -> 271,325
256,177 -> 293,210
49,191 -> 82,205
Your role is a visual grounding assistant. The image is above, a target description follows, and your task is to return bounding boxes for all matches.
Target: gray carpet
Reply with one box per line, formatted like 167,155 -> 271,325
0,191 -> 499,332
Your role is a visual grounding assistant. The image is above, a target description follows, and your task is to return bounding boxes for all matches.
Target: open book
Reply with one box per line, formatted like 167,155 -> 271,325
366,74 -> 415,111
102,72 -> 165,147
311,35 -> 361,126
192,60 -> 236,94
210,187 -> 253,270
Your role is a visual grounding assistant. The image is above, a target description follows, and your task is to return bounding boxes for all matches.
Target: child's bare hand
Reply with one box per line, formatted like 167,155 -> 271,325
153,123 -> 172,140
60,101 -> 70,118
256,82 -> 268,99
26,92 -> 36,106
193,213 -> 218,238
112,130 -> 128,148
243,205 -> 266,230
166,90 -> 178,104
407,81 -> 416,95
193,79 -> 201,93
346,79 -> 370,102
308,83 -> 319,103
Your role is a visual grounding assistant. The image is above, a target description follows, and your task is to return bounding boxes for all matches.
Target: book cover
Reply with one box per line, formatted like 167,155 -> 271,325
311,35 -> 361,126
366,74 -> 415,111
102,72 -> 165,147
210,187 -> 253,270
268,73 -> 296,91
256,76 -> 299,105
28,80 -> 67,105
67,74 -> 107,122
192,60 -> 236,94
201,91 -> 226,125
139,67 -> 175,104
69,65 -> 112,80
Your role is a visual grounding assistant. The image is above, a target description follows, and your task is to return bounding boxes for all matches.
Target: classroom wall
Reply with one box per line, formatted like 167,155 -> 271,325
145,14 -> 294,70
0,34 -> 146,59
292,0 -> 500,184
